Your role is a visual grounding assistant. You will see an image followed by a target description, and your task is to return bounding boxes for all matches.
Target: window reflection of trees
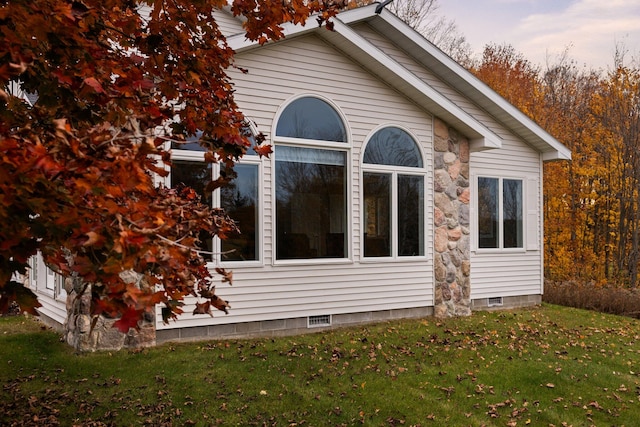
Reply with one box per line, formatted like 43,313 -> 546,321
503,179 -> 523,248
170,160 -> 214,260
276,97 -> 347,142
398,175 -> 424,256
363,127 -> 423,167
275,147 -> 346,259
363,127 -> 425,257
220,164 -> 258,261
363,173 -> 391,257
478,177 -> 498,249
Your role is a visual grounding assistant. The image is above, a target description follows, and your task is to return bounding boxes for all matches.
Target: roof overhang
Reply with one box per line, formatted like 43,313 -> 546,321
227,3 -> 571,161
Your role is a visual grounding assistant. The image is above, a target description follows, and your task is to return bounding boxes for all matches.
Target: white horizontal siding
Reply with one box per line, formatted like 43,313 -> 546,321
213,9 -> 244,37
35,293 -> 67,325
159,34 -> 435,330
353,23 -> 545,300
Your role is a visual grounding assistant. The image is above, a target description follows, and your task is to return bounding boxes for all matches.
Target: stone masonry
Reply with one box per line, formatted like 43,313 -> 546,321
64,272 -> 156,352
433,118 -> 471,317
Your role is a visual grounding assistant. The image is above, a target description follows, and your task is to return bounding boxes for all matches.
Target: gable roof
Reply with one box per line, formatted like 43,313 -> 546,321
226,3 -> 571,161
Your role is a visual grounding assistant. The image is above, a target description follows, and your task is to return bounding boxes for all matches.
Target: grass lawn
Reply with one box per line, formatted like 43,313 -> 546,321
1,303 -> 639,426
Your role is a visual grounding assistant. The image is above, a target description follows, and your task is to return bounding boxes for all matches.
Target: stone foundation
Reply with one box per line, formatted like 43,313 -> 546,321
433,118 -> 471,317
156,306 -> 433,344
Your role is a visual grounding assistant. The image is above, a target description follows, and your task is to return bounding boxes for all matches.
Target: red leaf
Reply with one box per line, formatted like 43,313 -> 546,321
113,307 -> 142,332
83,77 -> 105,94
254,144 -> 273,158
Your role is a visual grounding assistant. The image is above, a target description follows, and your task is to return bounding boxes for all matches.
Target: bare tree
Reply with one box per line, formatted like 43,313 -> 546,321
387,0 -> 472,64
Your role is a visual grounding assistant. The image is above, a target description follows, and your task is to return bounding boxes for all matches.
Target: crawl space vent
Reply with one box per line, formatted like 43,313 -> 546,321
308,314 -> 331,328
487,297 -> 504,307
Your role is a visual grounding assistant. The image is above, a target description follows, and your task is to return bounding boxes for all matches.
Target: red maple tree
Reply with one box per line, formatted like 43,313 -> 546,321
0,0 -> 341,331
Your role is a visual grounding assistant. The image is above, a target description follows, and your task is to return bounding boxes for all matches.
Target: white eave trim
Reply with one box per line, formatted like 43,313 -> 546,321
325,18 -> 502,150
374,8 -> 571,161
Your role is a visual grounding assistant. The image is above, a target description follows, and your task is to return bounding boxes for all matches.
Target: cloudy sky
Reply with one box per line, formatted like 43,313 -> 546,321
435,0 -> 640,71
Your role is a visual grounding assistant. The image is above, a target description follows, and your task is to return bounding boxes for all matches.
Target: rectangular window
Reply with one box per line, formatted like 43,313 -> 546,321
275,146 -> 347,260
477,177 -> 523,249
364,173 -> 391,257
171,159 -> 260,262
170,160 -> 214,260
503,179 -> 523,248
220,164 -> 259,261
398,174 -> 425,256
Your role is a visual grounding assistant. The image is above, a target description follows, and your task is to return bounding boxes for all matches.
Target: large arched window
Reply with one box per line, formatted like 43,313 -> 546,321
362,127 -> 425,258
274,96 -> 349,260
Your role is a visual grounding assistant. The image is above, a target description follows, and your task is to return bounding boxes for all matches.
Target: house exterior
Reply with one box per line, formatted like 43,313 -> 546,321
27,3 -> 570,347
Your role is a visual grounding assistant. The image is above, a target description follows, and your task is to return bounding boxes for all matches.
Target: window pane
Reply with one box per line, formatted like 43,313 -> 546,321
503,179 -> 523,248
478,177 -> 498,249
398,175 -> 424,256
276,146 -> 346,259
171,160 -> 213,260
276,97 -> 347,142
221,164 -> 259,261
363,127 -> 423,167
363,173 -> 391,257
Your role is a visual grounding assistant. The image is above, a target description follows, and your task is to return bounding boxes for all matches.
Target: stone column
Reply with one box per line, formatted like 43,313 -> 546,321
64,273 -> 156,352
433,118 -> 471,317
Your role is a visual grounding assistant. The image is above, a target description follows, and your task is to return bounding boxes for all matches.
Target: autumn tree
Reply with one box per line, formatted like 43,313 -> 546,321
0,0 -> 341,330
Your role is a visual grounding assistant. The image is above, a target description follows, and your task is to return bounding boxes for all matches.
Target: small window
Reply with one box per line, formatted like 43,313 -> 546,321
363,127 -> 425,258
478,177 -> 523,249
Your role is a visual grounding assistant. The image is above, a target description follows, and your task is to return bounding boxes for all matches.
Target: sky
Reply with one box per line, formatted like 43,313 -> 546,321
435,0 -> 640,71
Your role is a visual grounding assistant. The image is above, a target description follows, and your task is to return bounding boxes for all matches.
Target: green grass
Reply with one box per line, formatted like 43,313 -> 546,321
1,304 -> 640,426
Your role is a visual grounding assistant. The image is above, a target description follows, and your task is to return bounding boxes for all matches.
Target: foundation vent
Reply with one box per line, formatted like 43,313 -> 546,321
308,314 -> 331,328
488,297 -> 504,307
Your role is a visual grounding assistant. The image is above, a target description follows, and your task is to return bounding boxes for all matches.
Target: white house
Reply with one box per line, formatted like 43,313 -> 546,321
28,3 -> 570,346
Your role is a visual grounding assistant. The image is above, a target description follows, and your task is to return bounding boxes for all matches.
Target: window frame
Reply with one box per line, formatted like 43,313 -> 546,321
167,130 -> 264,268
473,174 -> 526,253
271,94 -> 352,266
360,125 -> 428,261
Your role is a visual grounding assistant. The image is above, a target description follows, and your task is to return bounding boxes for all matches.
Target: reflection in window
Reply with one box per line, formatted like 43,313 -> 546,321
171,160 -> 214,260
275,146 -> 346,259
220,164 -> 259,261
363,127 -> 423,167
477,177 -> 523,249
478,177 -> 498,249
503,179 -> 523,248
398,175 -> 424,256
276,97 -> 347,142
363,173 -> 391,257
363,127 -> 425,258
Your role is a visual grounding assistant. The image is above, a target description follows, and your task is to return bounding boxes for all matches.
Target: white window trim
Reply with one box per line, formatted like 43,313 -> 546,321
166,129 -> 265,267
360,125 -> 429,261
271,94 -> 353,266
472,174 -> 527,254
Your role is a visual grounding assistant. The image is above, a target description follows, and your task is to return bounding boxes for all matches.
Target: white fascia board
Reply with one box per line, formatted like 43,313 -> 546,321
328,18 -> 501,150
375,9 -> 570,161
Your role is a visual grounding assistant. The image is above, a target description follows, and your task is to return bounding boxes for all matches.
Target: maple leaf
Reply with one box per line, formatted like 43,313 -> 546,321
193,301 -> 212,316
210,295 -> 230,314
83,77 -> 105,94
113,307 -> 143,333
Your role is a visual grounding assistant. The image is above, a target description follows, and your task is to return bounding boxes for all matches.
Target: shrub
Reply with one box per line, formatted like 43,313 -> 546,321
543,280 -> 640,318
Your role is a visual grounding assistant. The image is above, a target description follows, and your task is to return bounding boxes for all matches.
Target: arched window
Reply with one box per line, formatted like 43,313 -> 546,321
274,96 -> 349,260
276,97 -> 347,142
362,127 -> 425,258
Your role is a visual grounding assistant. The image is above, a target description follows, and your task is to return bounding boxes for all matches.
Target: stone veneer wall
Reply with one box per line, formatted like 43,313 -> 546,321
64,275 -> 156,352
433,118 -> 471,317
